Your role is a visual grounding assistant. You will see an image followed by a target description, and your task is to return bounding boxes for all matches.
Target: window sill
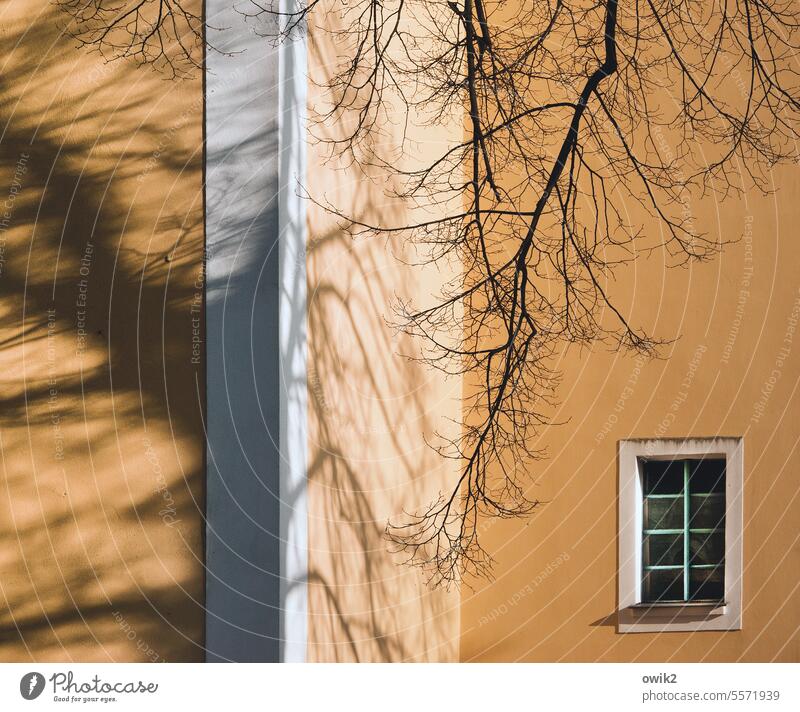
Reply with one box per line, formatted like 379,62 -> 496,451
630,601 -> 726,610
622,601 -> 728,627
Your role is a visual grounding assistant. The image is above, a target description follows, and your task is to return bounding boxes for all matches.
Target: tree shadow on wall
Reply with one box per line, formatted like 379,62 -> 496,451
304,211 -> 460,661
0,10 -> 205,662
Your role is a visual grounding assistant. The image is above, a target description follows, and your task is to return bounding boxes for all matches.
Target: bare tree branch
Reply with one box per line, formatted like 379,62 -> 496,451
63,0 -> 800,586
56,0 -> 205,76
256,0 -> 800,587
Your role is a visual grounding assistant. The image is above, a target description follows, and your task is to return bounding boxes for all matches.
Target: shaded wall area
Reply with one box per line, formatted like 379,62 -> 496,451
204,0 -> 283,662
304,4 -> 461,661
0,1 -> 205,661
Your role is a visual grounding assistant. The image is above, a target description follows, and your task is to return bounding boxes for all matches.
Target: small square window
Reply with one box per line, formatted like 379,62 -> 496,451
618,438 -> 743,633
640,458 -> 725,604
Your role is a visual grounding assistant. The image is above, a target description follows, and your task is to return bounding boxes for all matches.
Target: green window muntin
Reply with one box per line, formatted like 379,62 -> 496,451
641,458 -> 726,603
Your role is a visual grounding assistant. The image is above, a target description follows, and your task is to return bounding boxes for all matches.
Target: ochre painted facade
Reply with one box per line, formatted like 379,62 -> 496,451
304,6 -> 461,662
2,0 -> 797,664
0,1 -> 205,661
459,164 -> 800,661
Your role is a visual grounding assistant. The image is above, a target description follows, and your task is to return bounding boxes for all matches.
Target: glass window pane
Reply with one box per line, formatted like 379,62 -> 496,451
643,568 -> 684,602
688,458 -> 725,493
690,566 -> 724,601
643,460 -> 684,495
645,496 -> 683,530
644,533 -> 683,567
690,532 -> 724,566
690,495 -> 725,530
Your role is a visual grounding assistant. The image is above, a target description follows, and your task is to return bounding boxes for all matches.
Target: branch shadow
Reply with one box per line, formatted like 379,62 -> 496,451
0,5 -> 205,662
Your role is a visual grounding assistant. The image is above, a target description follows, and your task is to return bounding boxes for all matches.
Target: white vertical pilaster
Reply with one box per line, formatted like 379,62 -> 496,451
278,0 -> 309,663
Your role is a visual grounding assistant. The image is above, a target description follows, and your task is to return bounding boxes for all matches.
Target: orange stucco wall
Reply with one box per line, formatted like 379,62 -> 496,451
3,0 -> 796,665
304,5 -> 461,661
459,162 -> 800,661
0,1 -> 205,661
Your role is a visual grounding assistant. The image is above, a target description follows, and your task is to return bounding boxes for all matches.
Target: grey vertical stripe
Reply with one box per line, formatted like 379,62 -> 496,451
204,0 -> 283,662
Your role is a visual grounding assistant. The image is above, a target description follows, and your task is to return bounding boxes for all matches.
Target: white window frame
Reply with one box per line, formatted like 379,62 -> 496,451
618,437 -> 743,633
